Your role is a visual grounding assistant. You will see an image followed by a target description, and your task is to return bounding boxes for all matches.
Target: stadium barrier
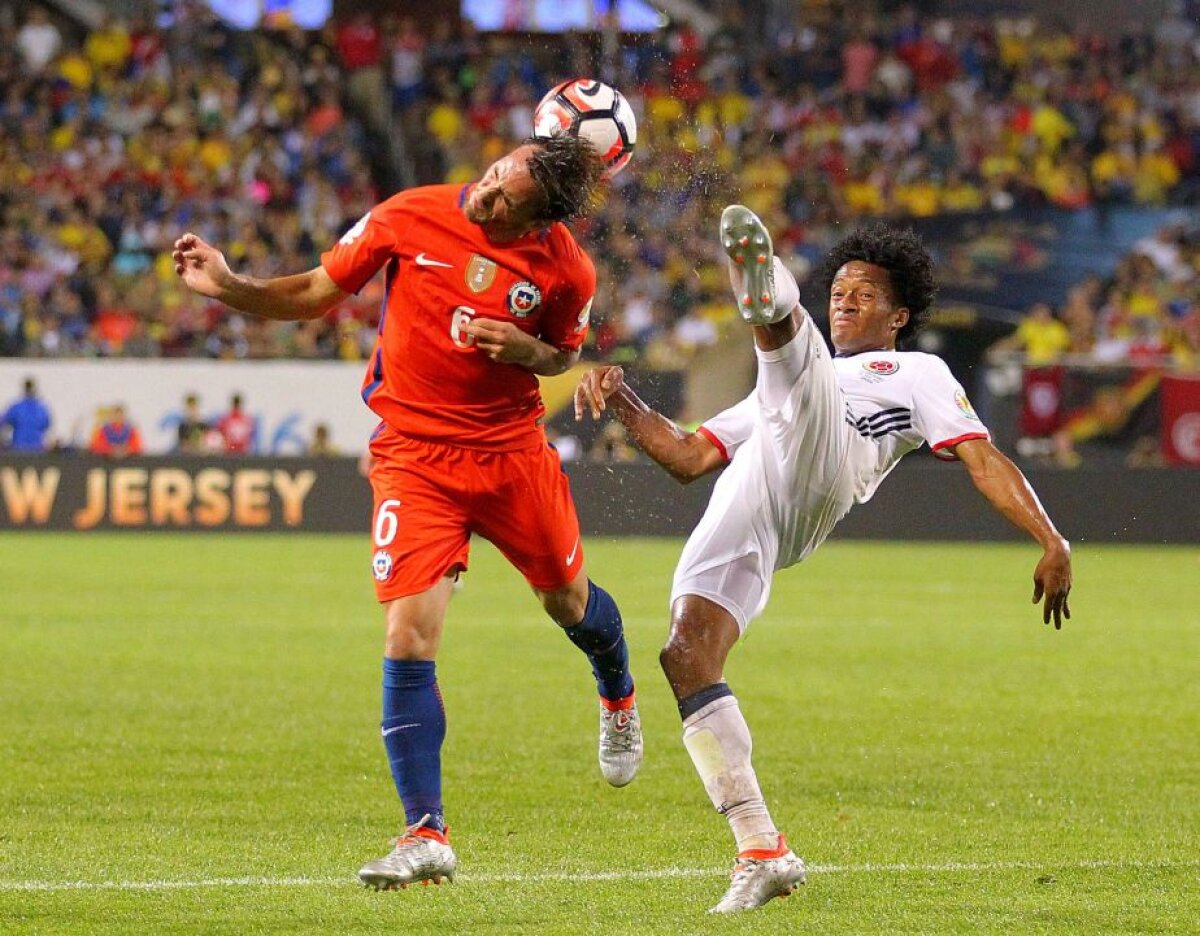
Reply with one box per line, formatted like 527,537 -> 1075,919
1,455 -> 1195,544
0,360 -> 378,456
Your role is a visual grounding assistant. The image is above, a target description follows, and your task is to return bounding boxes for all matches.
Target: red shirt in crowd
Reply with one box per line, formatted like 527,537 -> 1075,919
89,418 -> 142,456
218,408 -> 256,454
336,16 -> 382,70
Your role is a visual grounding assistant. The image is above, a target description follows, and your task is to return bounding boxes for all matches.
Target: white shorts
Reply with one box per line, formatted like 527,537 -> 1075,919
671,316 -> 867,632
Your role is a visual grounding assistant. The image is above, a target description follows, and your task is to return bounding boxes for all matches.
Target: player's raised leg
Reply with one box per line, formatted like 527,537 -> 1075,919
540,569 -> 643,787
662,593 -> 806,913
359,578 -> 459,889
720,205 -> 801,328
479,441 -> 642,787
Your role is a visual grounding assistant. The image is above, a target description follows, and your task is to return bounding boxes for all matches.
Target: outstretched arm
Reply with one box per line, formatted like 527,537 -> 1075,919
173,233 -> 347,321
574,365 -> 725,483
464,319 -> 580,376
954,438 -> 1073,628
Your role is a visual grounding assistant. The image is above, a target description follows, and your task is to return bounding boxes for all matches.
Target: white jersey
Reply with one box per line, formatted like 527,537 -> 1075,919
700,347 -> 988,505
674,315 -> 989,629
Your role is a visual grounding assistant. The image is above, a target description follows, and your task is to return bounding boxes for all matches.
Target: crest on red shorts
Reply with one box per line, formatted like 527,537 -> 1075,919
372,550 -> 394,582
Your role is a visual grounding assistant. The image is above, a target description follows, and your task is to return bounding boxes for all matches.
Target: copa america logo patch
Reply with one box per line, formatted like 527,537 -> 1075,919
954,390 -> 981,421
372,549 -> 394,582
507,281 -> 542,317
863,359 -> 899,376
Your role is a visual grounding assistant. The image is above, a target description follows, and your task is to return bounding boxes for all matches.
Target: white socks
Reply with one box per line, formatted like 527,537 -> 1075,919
727,254 -> 803,325
682,695 -> 779,851
771,255 -> 801,321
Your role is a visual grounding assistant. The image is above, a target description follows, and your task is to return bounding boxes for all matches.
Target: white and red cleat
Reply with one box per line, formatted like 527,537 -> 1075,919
358,814 -> 456,891
598,694 -> 643,787
709,834 -> 806,913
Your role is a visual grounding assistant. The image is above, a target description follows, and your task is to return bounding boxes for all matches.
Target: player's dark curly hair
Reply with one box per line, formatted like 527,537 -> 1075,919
523,133 -> 604,223
817,223 -> 937,347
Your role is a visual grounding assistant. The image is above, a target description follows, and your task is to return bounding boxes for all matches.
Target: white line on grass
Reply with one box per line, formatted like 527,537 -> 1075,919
2,858 -> 1196,893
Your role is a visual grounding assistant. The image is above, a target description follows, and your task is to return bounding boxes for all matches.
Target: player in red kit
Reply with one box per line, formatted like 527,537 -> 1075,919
173,134 -> 642,889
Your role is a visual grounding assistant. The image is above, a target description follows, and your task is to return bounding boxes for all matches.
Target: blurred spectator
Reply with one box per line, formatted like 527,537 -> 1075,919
306,421 -> 338,456
217,393 -> 256,455
390,16 -> 426,110
1132,224 -> 1192,285
988,302 -> 1072,365
176,392 -> 209,454
16,7 -> 61,73
590,421 -> 639,463
335,11 -> 389,137
546,426 -> 581,463
1,377 -> 52,451
88,403 -> 142,458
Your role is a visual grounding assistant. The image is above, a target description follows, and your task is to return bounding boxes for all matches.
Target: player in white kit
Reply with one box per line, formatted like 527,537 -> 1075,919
574,206 -> 1073,914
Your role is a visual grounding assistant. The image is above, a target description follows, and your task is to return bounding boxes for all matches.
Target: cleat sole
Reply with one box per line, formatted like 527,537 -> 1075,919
720,205 -> 784,325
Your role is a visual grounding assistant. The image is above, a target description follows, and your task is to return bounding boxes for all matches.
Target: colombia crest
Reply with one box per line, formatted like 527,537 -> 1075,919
507,281 -> 542,317
863,359 -> 899,376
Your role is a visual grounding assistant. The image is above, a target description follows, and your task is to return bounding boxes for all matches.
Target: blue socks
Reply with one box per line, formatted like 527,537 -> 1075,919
381,658 -> 447,832
563,581 -> 635,703
380,584 -> 629,832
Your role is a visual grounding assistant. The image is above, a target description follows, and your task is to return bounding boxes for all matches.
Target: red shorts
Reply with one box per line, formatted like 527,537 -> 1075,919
367,426 -> 584,602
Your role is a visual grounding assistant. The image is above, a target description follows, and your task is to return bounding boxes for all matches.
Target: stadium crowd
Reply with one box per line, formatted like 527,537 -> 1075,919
0,1 -> 1197,392
0,2 -> 378,362
393,3 -> 1200,373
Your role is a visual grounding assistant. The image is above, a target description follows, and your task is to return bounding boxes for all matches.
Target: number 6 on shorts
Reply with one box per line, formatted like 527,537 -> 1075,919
374,498 -> 401,546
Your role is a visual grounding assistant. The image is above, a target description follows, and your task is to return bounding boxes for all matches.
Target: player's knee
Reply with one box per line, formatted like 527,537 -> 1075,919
384,623 -> 436,660
661,603 -> 738,688
537,577 -> 590,627
538,590 -> 584,627
383,603 -> 443,659
658,640 -> 679,677
384,638 -> 433,659
659,633 -> 694,681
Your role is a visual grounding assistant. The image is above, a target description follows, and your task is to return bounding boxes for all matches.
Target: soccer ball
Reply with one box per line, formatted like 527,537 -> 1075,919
533,78 -> 637,177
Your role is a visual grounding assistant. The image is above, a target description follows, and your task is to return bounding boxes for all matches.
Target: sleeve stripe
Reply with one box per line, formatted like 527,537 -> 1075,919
931,431 -> 990,459
696,425 -> 730,463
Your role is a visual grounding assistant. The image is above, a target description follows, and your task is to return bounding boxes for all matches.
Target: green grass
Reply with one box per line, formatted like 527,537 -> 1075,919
0,534 -> 1197,934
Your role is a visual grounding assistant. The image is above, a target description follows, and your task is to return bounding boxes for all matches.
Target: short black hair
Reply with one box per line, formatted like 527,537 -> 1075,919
818,224 -> 937,347
523,133 -> 604,223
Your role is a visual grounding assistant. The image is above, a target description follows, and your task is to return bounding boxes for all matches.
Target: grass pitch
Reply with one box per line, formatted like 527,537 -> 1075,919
0,534 -> 1197,934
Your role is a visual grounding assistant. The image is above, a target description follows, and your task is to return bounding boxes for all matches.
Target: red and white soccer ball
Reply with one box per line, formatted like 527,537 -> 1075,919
533,78 -> 637,177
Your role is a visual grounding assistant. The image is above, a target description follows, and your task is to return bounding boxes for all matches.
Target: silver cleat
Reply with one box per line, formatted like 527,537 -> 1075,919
709,838 -> 806,913
358,814 -> 457,891
598,701 -> 643,787
720,204 -> 796,325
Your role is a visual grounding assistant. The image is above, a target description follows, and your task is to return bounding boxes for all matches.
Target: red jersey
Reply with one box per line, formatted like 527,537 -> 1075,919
89,421 -> 142,456
321,184 -> 595,450
218,410 -> 255,454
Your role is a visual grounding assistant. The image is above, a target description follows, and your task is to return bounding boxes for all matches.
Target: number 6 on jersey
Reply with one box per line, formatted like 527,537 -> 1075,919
451,306 -> 476,349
